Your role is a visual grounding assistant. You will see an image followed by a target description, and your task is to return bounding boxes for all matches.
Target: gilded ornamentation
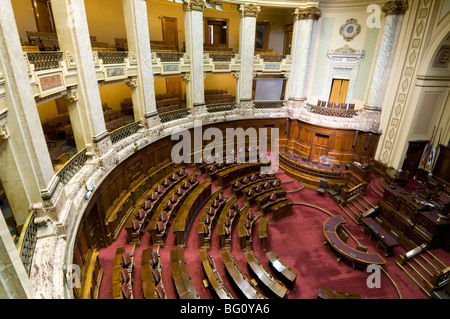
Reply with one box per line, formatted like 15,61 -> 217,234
294,6 -> 322,20
238,3 -> 260,18
183,0 -> 206,12
382,1 -> 408,15
340,19 -> 361,42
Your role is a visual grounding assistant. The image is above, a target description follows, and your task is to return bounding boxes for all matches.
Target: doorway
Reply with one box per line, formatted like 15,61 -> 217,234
329,79 -> 349,105
311,134 -> 329,161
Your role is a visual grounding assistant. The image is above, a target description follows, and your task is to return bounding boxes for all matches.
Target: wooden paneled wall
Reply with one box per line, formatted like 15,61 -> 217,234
285,119 -> 380,165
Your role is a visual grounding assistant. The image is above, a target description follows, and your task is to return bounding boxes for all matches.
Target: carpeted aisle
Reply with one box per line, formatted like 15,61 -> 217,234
97,168 -> 450,300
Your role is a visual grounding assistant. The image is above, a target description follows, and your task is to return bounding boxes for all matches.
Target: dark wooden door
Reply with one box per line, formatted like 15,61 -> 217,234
402,141 -> 427,177
162,17 -> 179,51
311,134 -> 329,161
32,0 -> 55,33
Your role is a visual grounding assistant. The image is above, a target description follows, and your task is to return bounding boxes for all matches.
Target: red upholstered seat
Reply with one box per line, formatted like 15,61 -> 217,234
242,177 -> 250,184
228,209 -> 235,218
225,216 -> 231,227
152,268 -> 161,283
218,192 -> 225,201
157,221 -> 164,232
155,283 -> 165,299
251,174 -> 257,181
121,283 -> 131,299
245,219 -> 251,229
235,181 -> 242,188
204,223 -> 210,236
270,194 -> 277,202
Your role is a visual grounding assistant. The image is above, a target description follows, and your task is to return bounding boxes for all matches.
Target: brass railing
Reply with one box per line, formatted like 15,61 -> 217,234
306,103 -> 358,118
26,51 -> 63,71
55,148 -> 89,185
206,102 -> 237,113
155,52 -> 185,62
110,121 -> 141,144
16,210 -> 38,277
159,107 -> 190,123
253,100 -> 285,109
97,51 -> 128,64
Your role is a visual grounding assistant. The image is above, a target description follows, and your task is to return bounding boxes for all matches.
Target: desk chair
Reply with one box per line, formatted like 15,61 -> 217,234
327,183 -> 341,198
317,179 -> 327,195
356,245 -> 368,253
339,231 -> 348,244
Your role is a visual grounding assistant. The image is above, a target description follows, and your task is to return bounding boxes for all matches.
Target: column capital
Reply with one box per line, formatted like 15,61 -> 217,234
183,0 -> 206,12
238,3 -> 261,18
382,1 -> 408,15
294,6 -> 322,20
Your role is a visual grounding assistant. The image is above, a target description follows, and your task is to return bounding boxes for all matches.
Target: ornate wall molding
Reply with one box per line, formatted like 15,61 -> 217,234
0,109 -> 9,140
339,18 -> 361,42
382,1 -> 409,16
238,3 -> 261,18
183,0 -> 206,12
379,0 -> 431,165
294,6 -> 322,20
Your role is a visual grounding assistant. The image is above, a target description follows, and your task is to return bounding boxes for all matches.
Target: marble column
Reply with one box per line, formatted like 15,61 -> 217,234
0,0 -> 57,223
51,0 -> 112,158
0,211 -> 35,298
122,0 -> 160,128
183,0 -> 206,116
237,3 -> 260,108
288,6 -> 321,102
364,1 -> 408,111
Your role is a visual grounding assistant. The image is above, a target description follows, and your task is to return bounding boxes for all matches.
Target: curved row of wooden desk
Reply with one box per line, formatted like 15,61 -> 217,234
221,250 -> 267,299
172,181 -> 212,247
170,247 -> 200,299
141,248 -> 166,299
323,215 -> 386,269
124,167 -> 187,245
198,189 -> 227,250
147,174 -> 199,247
216,197 -> 241,249
200,249 -> 234,299
244,251 -> 289,299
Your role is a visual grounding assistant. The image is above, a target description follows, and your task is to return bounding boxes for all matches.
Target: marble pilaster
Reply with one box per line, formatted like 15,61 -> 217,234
364,1 -> 408,111
288,6 -> 321,102
51,0 -> 112,157
183,0 -> 206,116
122,0 -> 160,128
0,0 -> 56,223
237,3 -> 260,103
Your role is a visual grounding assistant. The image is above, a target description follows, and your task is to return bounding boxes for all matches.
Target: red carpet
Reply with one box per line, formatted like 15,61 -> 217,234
98,167 -> 450,300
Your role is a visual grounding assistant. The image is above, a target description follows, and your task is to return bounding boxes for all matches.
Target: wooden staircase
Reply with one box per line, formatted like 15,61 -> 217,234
396,249 -> 449,298
339,194 -> 376,225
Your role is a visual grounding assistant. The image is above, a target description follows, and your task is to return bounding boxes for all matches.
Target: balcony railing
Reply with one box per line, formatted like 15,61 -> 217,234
16,210 -> 38,277
97,51 -> 128,64
55,148 -> 89,185
206,102 -> 237,113
159,107 -> 190,123
208,53 -> 235,62
306,103 -> 358,118
26,51 -> 63,71
253,100 -> 285,109
259,54 -> 286,63
110,121 -> 141,144
155,52 -> 185,62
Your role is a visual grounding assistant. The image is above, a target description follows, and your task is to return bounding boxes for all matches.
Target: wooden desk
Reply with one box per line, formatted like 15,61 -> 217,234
317,286 -> 361,299
170,247 -> 200,299
148,174 -> 198,247
217,197 -> 239,249
173,181 -> 212,247
266,251 -> 297,289
244,251 -> 289,299
221,250 -> 266,299
141,248 -> 159,299
216,162 -> 262,187
323,215 -> 386,269
243,179 -> 281,204
112,247 -> 124,299
255,189 -> 287,213
198,190 -> 227,250
259,217 -> 269,251
237,206 -> 255,251
200,249 -> 234,299
361,217 -> 399,256
231,173 -> 276,197
385,167 -> 408,187
349,161 -> 372,182
270,200 -> 293,222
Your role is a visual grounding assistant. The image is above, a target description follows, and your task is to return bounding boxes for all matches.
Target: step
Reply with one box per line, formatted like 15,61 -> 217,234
395,260 -> 431,297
